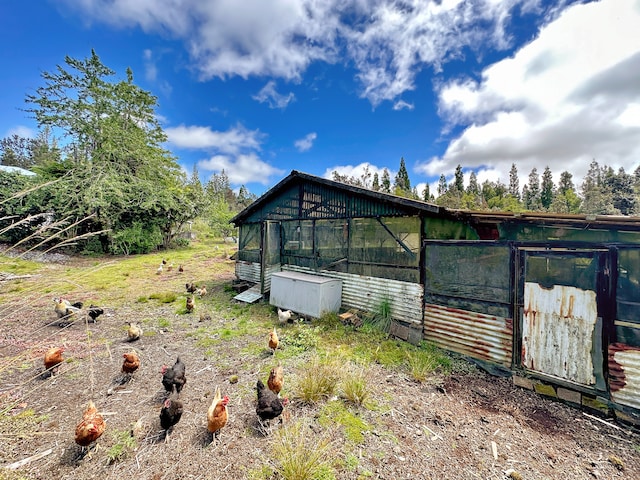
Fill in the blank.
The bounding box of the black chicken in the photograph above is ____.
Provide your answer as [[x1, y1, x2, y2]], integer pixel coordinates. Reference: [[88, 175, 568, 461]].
[[185, 282, 197, 294], [161, 357, 187, 394], [256, 379, 287, 429], [159, 395, 183, 440], [87, 305, 104, 323]]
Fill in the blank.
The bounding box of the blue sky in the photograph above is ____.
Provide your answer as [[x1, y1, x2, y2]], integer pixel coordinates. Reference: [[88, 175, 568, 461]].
[[1, 0, 639, 197]]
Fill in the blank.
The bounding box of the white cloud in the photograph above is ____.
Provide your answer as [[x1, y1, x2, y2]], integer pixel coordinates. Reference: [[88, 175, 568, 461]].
[[294, 132, 317, 152], [143, 48, 157, 82], [165, 124, 263, 154], [419, 0, 640, 191], [393, 100, 414, 111], [5, 125, 35, 138], [166, 123, 284, 185], [62, 0, 535, 106], [198, 153, 284, 185], [253, 81, 295, 109]]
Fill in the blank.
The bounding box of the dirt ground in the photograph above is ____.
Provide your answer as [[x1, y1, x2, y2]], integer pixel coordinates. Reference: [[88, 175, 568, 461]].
[[1, 249, 639, 480]]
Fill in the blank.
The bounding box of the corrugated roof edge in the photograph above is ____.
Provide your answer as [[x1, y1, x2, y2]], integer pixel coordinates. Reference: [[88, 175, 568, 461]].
[[230, 170, 443, 225]]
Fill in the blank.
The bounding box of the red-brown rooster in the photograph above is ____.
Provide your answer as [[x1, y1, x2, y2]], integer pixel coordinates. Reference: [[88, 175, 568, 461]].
[[122, 351, 140, 379], [75, 400, 106, 455], [44, 347, 65, 375], [267, 365, 284, 396], [207, 385, 229, 443]]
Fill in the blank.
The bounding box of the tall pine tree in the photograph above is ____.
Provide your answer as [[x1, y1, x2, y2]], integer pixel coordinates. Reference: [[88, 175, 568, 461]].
[[394, 157, 411, 193]]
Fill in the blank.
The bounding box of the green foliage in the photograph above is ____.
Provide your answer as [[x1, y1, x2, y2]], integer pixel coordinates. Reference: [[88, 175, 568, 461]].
[[318, 401, 371, 444], [110, 222, 163, 255], [6, 50, 197, 254], [106, 429, 137, 464], [271, 420, 337, 480]]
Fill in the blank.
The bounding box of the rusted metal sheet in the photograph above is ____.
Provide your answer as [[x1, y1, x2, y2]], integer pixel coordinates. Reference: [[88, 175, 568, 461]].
[[423, 303, 513, 366], [522, 282, 597, 385], [235, 261, 261, 283], [283, 265, 423, 326], [609, 342, 640, 410]]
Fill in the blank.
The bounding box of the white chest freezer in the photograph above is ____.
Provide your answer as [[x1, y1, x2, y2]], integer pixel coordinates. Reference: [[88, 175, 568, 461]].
[[269, 271, 342, 318]]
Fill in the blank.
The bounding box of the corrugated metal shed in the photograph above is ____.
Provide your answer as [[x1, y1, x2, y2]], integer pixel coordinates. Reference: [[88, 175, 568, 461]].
[[230, 170, 640, 424]]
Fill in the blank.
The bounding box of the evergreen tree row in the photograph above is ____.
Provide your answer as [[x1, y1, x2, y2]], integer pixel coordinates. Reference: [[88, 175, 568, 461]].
[[333, 159, 640, 216]]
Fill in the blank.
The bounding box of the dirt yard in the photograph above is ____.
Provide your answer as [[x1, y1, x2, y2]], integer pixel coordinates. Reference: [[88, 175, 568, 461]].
[[0, 248, 639, 480]]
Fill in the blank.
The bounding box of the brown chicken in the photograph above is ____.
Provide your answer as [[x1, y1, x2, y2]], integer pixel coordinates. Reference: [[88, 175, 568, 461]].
[[207, 385, 229, 442], [75, 400, 106, 450], [186, 295, 195, 313], [122, 352, 140, 375], [196, 285, 207, 297], [44, 347, 65, 374], [267, 365, 284, 396], [268, 327, 279, 355]]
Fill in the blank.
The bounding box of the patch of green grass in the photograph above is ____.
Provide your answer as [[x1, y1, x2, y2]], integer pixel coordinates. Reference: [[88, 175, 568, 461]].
[[405, 342, 451, 382], [0, 409, 49, 437], [106, 428, 137, 464], [0, 256, 42, 275], [318, 401, 371, 444], [247, 465, 273, 480], [294, 355, 342, 404], [271, 419, 338, 480], [157, 317, 171, 329], [352, 336, 407, 369], [135, 296, 149, 303], [148, 292, 177, 303]]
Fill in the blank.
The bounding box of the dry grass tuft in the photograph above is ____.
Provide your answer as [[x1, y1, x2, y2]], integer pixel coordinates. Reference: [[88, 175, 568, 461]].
[[270, 419, 338, 480], [294, 356, 342, 404]]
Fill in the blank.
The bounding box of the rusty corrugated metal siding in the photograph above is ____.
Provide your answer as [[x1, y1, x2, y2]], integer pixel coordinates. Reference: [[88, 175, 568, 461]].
[[522, 282, 597, 385], [235, 261, 261, 284], [423, 303, 513, 366], [609, 343, 640, 410], [283, 265, 423, 326]]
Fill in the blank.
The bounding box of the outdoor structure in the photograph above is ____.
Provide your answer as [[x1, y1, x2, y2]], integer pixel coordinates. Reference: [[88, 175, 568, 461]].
[[231, 170, 640, 425]]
